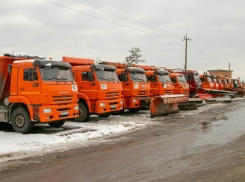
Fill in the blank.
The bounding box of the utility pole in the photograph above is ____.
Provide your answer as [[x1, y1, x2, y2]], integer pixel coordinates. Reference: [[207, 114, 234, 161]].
[[182, 34, 191, 71], [228, 62, 231, 77]]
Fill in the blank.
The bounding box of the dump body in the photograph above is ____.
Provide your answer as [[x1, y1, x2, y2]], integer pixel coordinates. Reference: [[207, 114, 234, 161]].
[[169, 73, 189, 96], [0, 56, 79, 133], [63, 57, 123, 121]]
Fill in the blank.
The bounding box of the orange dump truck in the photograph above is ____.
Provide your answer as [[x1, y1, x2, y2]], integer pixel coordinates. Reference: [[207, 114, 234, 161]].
[[0, 54, 79, 133], [62, 57, 123, 121], [99, 62, 151, 113]]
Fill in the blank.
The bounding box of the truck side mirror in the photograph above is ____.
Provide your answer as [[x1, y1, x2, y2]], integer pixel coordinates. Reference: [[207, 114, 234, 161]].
[[152, 75, 157, 82], [122, 72, 127, 82], [28, 68, 34, 81], [88, 71, 94, 82]]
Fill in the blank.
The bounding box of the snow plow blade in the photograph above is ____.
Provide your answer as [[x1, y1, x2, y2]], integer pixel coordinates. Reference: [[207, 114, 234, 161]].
[[178, 98, 204, 110], [206, 90, 233, 102], [197, 94, 212, 99], [223, 88, 245, 97], [150, 94, 189, 117]]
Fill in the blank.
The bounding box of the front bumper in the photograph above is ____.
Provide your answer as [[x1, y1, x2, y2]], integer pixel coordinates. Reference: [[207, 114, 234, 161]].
[[96, 98, 124, 114], [38, 103, 79, 123], [129, 97, 151, 109]]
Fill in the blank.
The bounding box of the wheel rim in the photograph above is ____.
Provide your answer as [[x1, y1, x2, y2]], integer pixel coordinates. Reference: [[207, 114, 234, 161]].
[[79, 108, 84, 118], [15, 115, 25, 128]]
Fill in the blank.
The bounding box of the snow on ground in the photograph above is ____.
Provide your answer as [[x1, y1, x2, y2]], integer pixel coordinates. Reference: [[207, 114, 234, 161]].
[[0, 112, 154, 157]]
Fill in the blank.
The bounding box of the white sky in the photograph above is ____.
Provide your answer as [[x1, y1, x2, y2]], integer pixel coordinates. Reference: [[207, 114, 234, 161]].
[[1, 0, 244, 80]]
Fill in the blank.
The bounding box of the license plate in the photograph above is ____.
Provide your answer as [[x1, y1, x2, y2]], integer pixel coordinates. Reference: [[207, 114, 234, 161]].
[[61, 112, 69, 115], [141, 85, 145, 87], [111, 105, 117, 109]]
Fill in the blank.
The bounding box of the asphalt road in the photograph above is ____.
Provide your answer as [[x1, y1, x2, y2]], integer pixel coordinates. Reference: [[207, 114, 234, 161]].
[[1, 99, 245, 182]]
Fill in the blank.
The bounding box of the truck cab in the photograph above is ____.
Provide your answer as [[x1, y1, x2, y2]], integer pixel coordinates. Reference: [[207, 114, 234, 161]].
[[169, 73, 189, 96], [216, 77, 223, 90], [175, 70, 202, 97], [0, 55, 79, 133], [199, 73, 215, 90], [226, 77, 234, 88], [116, 67, 151, 112], [63, 57, 123, 122], [219, 76, 229, 89], [145, 70, 173, 96], [211, 76, 219, 90]]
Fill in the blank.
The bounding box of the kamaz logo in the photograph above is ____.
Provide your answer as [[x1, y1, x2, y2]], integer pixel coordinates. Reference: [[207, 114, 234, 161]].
[[63, 96, 66, 100]]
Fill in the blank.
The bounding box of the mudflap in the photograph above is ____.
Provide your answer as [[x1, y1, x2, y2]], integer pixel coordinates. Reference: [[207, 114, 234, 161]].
[[150, 95, 188, 117]]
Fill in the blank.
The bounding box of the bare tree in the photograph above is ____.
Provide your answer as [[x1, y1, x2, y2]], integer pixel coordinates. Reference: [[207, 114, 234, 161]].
[[125, 47, 146, 65]]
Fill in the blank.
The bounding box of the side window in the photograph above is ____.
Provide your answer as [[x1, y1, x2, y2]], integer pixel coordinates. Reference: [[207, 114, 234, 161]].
[[200, 78, 204, 82], [23, 68, 38, 81], [147, 75, 153, 82], [118, 74, 123, 81], [173, 77, 177, 83], [81, 71, 94, 81], [23, 69, 28, 81], [33, 68, 38, 81], [185, 74, 193, 81]]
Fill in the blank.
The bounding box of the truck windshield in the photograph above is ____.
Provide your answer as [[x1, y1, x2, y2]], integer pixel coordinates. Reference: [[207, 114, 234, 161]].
[[207, 77, 213, 82], [39, 66, 74, 82], [194, 73, 201, 82], [129, 72, 147, 82], [177, 75, 187, 83], [213, 78, 218, 83], [95, 70, 119, 82], [157, 74, 171, 83]]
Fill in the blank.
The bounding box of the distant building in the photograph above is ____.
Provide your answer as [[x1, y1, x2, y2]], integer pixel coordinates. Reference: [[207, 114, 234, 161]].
[[207, 69, 233, 78]]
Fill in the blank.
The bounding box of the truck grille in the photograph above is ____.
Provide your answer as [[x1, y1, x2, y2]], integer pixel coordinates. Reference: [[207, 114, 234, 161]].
[[106, 92, 119, 98], [138, 91, 148, 95], [53, 95, 73, 102], [165, 89, 172, 94], [183, 90, 189, 95]]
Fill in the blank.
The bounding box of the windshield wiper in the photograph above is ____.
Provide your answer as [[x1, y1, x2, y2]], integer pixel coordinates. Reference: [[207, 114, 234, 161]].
[[98, 77, 110, 81]]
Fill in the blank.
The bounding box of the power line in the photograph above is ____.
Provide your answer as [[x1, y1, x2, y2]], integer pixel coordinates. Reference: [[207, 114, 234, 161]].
[[188, 43, 224, 66], [44, 0, 181, 40], [190, 41, 223, 64], [75, 0, 183, 38]]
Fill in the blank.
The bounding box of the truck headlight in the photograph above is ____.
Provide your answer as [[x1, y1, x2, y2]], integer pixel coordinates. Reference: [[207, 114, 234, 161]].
[[43, 108, 51, 113], [72, 85, 77, 91], [75, 106, 79, 110], [133, 99, 137, 103], [120, 101, 123, 104], [100, 103, 105, 107]]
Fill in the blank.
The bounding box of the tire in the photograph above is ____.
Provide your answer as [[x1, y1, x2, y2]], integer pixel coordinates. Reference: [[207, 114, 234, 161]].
[[11, 108, 34, 134], [99, 113, 110, 118], [129, 108, 140, 113], [48, 120, 65, 127], [76, 102, 90, 122]]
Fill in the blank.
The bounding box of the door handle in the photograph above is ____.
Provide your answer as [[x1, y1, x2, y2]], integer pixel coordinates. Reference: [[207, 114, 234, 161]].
[[21, 88, 25, 90], [90, 83, 96, 86], [32, 83, 39, 87], [124, 83, 129, 85]]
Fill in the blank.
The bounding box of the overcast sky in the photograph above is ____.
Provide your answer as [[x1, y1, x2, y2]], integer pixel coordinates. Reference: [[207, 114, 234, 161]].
[[1, 0, 245, 80]]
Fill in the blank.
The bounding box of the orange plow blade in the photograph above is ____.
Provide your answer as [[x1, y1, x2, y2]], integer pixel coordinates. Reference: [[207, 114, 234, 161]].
[[150, 94, 189, 117]]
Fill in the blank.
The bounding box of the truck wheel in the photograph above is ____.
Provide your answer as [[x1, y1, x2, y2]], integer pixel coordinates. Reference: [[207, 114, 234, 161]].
[[11, 108, 34, 134], [99, 113, 110, 118], [48, 120, 65, 127], [76, 102, 90, 122], [129, 108, 140, 113]]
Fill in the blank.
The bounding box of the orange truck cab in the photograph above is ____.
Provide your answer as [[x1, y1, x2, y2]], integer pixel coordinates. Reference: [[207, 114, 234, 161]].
[[199, 73, 215, 90], [145, 70, 173, 96], [169, 73, 189, 96], [116, 67, 151, 112], [215, 76, 224, 90], [219, 75, 229, 89], [226, 77, 234, 88], [211, 76, 219, 90], [63, 57, 123, 121], [0, 54, 79, 133]]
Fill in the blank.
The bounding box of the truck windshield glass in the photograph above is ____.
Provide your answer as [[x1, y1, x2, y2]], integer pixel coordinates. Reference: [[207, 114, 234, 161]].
[[129, 72, 147, 82], [207, 77, 213, 82], [213, 78, 218, 83], [194, 73, 201, 82], [39, 66, 74, 82], [157, 74, 171, 82], [95, 70, 119, 82], [177, 75, 187, 83]]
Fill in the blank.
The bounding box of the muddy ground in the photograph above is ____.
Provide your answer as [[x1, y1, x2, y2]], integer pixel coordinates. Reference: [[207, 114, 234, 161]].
[[0, 99, 245, 182]]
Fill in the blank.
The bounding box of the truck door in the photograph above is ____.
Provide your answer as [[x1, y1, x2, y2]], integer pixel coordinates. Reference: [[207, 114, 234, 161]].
[[79, 70, 97, 100], [19, 67, 41, 105]]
